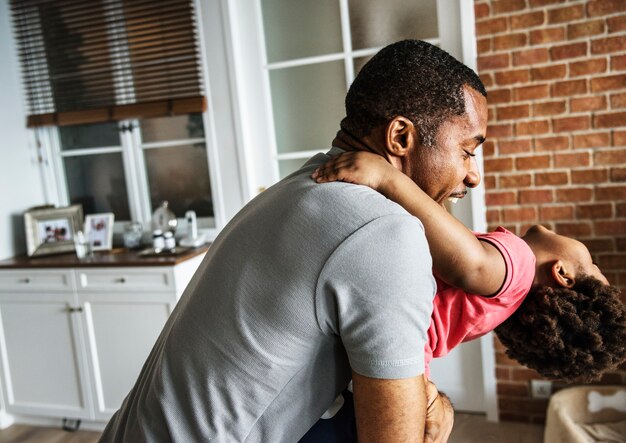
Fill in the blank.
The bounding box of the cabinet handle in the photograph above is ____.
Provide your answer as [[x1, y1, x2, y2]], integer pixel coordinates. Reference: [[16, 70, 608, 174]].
[[116, 277, 126, 284], [21, 278, 31, 284], [67, 306, 84, 313]]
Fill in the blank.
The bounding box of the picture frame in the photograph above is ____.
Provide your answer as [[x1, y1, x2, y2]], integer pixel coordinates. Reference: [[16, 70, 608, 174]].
[[24, 205, 83, 257], [84, 213, 114, 251]]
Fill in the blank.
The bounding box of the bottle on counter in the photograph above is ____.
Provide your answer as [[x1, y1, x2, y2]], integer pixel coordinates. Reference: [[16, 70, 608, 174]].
[[164, 231, 176, 251], [152, 229, 165, 251]]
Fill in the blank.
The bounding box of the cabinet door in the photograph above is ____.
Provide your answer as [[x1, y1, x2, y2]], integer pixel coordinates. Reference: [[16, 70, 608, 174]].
[[0, 292, 93, 419], [80, 291, 175, 420]]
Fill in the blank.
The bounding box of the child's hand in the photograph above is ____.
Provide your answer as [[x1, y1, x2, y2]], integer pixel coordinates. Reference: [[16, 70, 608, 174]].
[[311, 151, 397, 193]]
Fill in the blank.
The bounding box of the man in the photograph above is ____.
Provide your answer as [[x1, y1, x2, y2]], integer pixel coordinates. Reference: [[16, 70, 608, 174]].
[[100, 39, 487, 442]]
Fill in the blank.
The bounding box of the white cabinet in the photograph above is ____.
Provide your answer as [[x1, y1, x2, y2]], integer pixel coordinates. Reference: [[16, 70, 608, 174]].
[[0, 252, 205, 423]]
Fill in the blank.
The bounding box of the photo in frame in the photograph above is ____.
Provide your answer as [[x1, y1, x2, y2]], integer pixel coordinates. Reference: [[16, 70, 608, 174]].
[[24, 205, 83, 257], [84, 213, 114, 251]]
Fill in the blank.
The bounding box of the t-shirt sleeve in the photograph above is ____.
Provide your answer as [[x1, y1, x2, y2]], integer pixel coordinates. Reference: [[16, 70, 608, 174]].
[[315, 214, 436, 379]]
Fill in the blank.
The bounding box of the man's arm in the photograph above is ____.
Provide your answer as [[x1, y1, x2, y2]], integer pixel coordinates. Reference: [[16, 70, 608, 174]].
[[352, 371, 426, 442]]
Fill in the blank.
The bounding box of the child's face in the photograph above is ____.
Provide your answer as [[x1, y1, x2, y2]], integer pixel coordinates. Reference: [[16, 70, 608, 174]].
[[522, 225, 609, 285]]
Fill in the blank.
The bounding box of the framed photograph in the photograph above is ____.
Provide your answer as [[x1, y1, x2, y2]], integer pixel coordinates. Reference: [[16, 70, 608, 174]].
[[84, 213, 114, 251], [24, 205, 83, 257]]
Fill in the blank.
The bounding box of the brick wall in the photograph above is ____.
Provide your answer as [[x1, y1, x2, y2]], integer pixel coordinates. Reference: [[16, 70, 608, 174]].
[[474, 0, 626, 424]]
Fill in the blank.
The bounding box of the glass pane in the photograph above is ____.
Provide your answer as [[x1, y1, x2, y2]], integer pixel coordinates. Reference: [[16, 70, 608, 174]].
[[349, 0, 439, 50], [270, 61, 346, 154], [278, 158, 309, 179], [262, 0, 342, 63], [140, 113, 205, 143], [144, 144, 215, 227], [59, 122, 120, 151], [64, 153, 131, 220]]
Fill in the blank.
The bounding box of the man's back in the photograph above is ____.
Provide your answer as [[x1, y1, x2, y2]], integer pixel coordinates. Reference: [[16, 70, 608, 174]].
[[100, 150, 435, 442]]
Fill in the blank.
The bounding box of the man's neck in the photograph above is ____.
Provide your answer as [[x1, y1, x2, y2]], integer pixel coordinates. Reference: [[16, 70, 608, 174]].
[[331, 128, 382, 155]]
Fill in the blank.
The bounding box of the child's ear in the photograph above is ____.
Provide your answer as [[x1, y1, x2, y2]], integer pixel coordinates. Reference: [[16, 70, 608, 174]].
[[385, 116, 416, 158], [551, 260, 575, 288]]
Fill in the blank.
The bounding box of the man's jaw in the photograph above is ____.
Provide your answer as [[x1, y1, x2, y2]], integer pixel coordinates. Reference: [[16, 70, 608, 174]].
[[446, 190, 468, 204]]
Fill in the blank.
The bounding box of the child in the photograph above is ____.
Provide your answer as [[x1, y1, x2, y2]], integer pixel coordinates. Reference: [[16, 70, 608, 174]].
[[302, 151, 626, 441]]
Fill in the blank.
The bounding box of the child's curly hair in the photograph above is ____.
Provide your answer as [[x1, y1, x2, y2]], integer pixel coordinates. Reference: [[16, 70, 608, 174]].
[[495, 275, 626, 383]]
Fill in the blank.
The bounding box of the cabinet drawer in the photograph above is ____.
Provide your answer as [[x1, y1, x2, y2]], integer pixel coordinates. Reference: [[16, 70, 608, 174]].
[[76, 268, 174, 293], [0, 270, 72, 292]]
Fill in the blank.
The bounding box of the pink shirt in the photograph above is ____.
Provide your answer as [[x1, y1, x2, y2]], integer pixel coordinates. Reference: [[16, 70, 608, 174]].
[[424, 227, 536, 372]]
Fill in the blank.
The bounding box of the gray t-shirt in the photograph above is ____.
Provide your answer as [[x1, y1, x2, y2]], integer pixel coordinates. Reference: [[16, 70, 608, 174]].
[[100, 149, 436, 442]]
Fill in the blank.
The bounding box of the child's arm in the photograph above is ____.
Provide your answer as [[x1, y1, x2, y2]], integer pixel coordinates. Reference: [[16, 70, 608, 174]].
[[312, 151, 506, 296]]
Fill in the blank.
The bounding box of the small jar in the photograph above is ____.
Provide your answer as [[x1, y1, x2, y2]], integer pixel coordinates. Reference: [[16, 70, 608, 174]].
[[123, 222, 143, 250], [152, 229, 165, 250], [164, 231, 176, 251]]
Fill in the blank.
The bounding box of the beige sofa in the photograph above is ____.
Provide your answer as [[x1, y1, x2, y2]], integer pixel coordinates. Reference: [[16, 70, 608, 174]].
[[544, 385, 626, 443]]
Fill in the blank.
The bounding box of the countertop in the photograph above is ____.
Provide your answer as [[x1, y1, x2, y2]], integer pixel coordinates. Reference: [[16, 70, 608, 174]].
[[0, 245, 210, 269]]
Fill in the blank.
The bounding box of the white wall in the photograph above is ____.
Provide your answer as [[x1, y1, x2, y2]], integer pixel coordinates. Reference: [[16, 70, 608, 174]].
[[0, 0, 46, 260]]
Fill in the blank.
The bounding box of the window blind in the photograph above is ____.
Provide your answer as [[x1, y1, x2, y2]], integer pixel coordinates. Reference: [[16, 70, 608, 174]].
[[11, 0, 206, 127]]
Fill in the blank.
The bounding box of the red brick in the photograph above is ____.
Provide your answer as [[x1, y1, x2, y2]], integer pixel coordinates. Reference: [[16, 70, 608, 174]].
[[495, 69, 530, 85], [492, 0, 527, 14], [485, 174, 497, 188], [595, 149, 626, 165], [592, 36, 626, 55], [513, 48, 549, 66], [531, 64, 566, 81], [477, 17, 509, 36], [548, 4, 584, 24], [483, 140, 496, 157], [481, 73, 495, 87], [599, 254, 626, 270], [503, 207, 538, 222], [488, 88, 512, 104], [607, 15, 626, 33], [516, 154, 551, 169], [477, 38, 492, 54], [612, 167, 626, 181], [497, 382, 530, 397], [510, 367, 544, 381], [498, 104, 530, 120], [570, 96, 607, 112], [552, 79, 588, 97], [596, 185, 626, 201], [568, 20, 606, 39], [487, 191, 517, 205], [533, 100, 566, 116], [536, 171, 569, 186], [555, 152, 590, 167], [520, 189, 553, 204], [556, 222, 593, 236], [496, 365, 511, 381], [488, 106, 496, 123], [594, 112, 626, 128], [591, 74, 626, 92], [577, 203, 613, 219], [540, 205, 574, 220], [557, 187, 593, 202], [550, 42, 588, 61], [514, 84, 550, 100], [516, 120, 550, 136], [475, 2, 490, 19], [615, 130, 626, 146], [569, 58, 608, 77], [494, 33, 528, 50], [488, 123, 514, 138], [612, 55, 626, 71], [535, 135, 570, 151], [511, 11, 545, 30], [573, 132, 610, 148], [571, 168, 609, 183], [501, 173, 532, 188], [553, 116, 590, 133], [478, 54, 510, 71], [587, 0, 626, 17], [487, 208, 501, 223], [583, 238, 615, 253], [500, 139, 532, 154], [530, 28, 566, 45], [611, 92, 626, 108], [594, 220, 626, 235], [529, 0, 565, 6], [485, 157, 514, 172]]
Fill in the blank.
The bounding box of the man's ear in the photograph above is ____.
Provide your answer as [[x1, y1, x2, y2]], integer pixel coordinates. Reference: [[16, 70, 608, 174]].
[[385, 116, 417, 158], [551, 260, 575, 288]]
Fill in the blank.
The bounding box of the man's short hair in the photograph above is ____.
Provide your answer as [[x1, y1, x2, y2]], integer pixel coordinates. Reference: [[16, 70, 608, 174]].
[[341, 39, 486, 146], [495, 276, 626, 383]]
